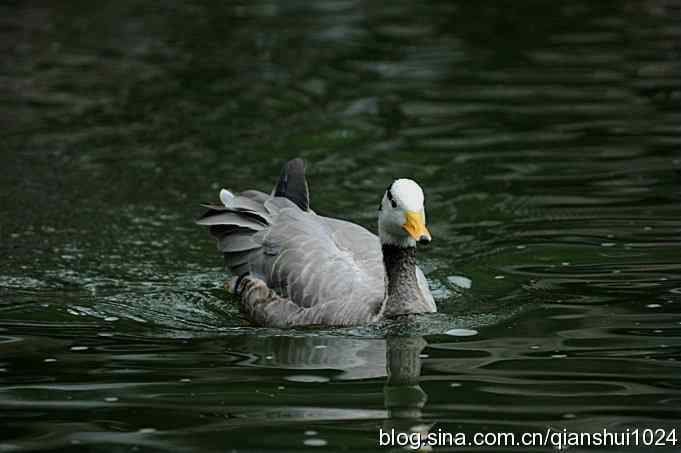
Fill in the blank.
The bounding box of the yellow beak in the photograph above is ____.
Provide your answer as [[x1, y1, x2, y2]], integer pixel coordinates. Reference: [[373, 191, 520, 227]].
[[402, 211, 431, 242]]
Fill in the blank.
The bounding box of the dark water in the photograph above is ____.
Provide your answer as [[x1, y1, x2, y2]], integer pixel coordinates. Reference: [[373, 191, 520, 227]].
[[2, 1, 681, 451]]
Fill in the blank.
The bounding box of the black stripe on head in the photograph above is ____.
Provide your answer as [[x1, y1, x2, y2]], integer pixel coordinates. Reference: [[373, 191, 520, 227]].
[[386, 182, 397, 208]]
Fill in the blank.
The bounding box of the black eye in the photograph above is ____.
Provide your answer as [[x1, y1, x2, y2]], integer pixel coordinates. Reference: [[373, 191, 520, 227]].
[[390, 199, 397, 209]]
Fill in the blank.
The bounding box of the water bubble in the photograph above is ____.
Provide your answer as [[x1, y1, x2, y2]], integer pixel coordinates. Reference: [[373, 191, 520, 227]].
[[447, 275, 472, 289], [304, 430, 318, 436], [180, 378, 191, 383], [104, 316, 119, 322], [646, 304, 662, 308], [494, 275, 505, 280], [70, 346, 88, 351], [138, 428, 156, 434], [303, 438, 327, 447], [284, 375, 330, 383], [44, 358, 57, 363], [445, 329, 478, 337], [104, 397, 118, 402]]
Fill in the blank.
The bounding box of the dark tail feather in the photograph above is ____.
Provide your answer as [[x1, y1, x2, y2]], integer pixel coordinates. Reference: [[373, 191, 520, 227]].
[[273, 158, 309, 211]]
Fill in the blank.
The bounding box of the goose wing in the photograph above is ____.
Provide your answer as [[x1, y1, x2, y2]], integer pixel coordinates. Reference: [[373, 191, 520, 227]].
[[255, 197, 385, 310]]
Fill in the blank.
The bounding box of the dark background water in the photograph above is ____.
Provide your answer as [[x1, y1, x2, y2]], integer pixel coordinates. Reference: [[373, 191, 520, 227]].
[[2, 1, 681, 451]]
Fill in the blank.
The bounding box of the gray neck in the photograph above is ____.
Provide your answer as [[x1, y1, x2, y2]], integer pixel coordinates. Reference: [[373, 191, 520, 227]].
[[381, 244, 424, 317]]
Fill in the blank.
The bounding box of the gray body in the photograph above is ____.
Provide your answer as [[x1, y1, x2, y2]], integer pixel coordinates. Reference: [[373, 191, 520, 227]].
[[197, 160, 436, 327]]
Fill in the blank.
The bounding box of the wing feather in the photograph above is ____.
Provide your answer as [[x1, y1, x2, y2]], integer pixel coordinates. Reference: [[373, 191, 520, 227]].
[[247, 199, 385, 311], [196, 211, 266, 230]]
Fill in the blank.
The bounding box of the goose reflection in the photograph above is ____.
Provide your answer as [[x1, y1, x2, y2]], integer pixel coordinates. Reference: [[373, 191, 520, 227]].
[[231, 333, 431, 440], [383, 335, 429, 423]]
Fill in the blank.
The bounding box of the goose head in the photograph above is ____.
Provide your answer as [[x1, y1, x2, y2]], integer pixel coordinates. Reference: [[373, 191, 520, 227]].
[[378, 179, 431, 248]]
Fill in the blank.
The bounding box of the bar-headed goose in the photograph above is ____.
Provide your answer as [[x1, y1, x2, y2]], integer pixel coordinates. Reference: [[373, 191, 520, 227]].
[[197, 158, 436, 327]]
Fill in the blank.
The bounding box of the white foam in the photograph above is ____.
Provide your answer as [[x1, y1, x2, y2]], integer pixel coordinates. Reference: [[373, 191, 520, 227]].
[[445, 328, 478, 337], [447, 276, 472, 289]]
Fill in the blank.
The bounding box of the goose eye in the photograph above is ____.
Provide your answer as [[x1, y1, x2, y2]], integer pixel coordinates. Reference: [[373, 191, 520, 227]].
[[390, 199, 397, 209]]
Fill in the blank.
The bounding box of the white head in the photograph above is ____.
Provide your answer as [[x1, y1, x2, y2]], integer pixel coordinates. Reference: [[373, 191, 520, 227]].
[[378, 178, 431, 248]]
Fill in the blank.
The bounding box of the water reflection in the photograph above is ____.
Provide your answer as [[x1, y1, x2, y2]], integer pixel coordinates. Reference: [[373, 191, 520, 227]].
[[382, 336, 431, 440], [231, 333, 432, 436]]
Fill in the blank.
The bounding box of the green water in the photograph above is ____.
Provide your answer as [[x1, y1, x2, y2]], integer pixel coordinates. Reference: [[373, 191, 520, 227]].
[[2, 1, 681, 451]]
